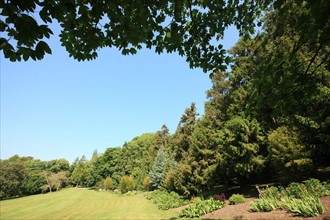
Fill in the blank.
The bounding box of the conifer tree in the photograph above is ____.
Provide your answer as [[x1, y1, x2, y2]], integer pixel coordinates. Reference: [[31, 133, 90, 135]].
[[173, 102, 199, 160], [149, 146, 167, 189]]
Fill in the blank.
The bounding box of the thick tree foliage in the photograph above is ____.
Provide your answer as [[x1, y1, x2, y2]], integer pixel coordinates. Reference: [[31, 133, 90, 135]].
[[1, 1, 327, 72], [0, 155, 70, 199], [149, 146, 167, 189], [0, 0, 270, 71], [0, 1, 299, 72]]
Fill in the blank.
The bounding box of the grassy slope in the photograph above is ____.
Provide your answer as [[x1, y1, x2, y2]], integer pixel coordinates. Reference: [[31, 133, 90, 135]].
[[0, 188, 179, 219]]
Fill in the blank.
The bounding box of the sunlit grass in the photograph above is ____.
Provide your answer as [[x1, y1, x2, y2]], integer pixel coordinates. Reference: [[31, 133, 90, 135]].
[[0, 188, 179, 219]]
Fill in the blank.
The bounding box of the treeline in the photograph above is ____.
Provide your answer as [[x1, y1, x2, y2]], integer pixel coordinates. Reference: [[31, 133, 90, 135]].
[[1, 1, 329, 199], [0, 156, 71, 198]]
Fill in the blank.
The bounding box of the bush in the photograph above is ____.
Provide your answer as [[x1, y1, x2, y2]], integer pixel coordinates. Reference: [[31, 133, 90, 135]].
[[281, 195, 324, 217], [145, 190, 189, 210], [119, 176, 135, 194], [284, 182, 308, 199], [250, 186, 282, 212], [229, 194, 245, 205], [250, 196, 280, 212], [94, 181, 104, 191], [303, 178, 330, 197], [180, 198, 225, 218], [250, 178, 327, 217], [285, 179, 330, 199], [104, 177, 113, 190]]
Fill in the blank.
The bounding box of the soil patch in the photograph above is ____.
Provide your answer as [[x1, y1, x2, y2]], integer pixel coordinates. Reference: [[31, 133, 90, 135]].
[[201, 196, 330, 220], [173, 196, 330, 220]]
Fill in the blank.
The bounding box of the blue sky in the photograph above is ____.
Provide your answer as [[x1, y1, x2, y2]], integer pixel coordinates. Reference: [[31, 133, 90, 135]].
[[1, 23, 239, 163]]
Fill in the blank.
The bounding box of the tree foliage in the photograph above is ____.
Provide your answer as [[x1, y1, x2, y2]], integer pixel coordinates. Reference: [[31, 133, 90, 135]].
[[218, 116, 265, 183], [2, 1, 327, 73], [1, 0, 270, 72], [149, 146, 167, 190], [268, 127, 313, 182]]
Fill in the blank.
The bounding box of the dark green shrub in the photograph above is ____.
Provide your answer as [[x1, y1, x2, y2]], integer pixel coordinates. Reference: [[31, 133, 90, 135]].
[[229, 194, 245, 205], [145, 190, 189, 210]]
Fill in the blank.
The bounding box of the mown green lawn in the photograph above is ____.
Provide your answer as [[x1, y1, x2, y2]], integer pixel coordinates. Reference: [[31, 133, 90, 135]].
[[0, 188, 179, 219]]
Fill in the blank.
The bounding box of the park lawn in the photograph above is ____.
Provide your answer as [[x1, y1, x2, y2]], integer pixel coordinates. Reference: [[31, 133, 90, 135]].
[[0, 188, 179, 219]]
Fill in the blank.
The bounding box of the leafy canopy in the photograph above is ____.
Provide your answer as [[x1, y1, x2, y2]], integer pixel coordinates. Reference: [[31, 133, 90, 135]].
[[0, 0, 271, 72]]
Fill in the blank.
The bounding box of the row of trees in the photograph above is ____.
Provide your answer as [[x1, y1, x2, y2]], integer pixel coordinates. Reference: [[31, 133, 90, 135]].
[[1, 0, 329, 199], [0, 156, 70, 199]]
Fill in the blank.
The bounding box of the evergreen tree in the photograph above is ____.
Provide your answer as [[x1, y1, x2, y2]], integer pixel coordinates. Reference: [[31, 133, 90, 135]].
[[268, 126, 313, 182], [149, 146, 167, 189], [218, 116, 266, 184], [173, 102, 199, 160]]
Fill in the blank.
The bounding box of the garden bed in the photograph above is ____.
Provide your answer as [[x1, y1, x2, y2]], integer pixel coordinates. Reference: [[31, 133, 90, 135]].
[[202, 196, 330, 220]]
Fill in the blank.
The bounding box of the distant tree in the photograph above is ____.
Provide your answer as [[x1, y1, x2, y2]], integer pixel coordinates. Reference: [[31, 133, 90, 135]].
[[70, 157, 87, 187], [116, 133, 159, 189], [156, 124, 170, 148], [40, 171, 68, 192], [51, 172, 69, 191], [173, 102, 199, 160], [91, 149, 99, 162], [149, 146, 167, 189], [50, 159, 70, 173], [0, 156, 27, 199], [70, 157, 80, 173], [39, 171, 53, 192], [22, 159, 46, 195], [95, 147, 122, 184]]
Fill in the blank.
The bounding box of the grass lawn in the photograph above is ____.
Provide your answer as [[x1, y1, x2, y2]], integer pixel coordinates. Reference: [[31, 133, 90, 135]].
[[0, 188, 179, 219]]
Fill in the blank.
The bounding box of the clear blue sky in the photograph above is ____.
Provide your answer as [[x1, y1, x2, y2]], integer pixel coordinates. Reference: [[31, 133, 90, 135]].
[[1, 23, 239, 163]]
